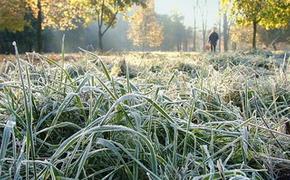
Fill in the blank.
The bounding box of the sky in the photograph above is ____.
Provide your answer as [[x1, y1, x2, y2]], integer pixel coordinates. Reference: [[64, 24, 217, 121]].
[[155, 0, 220, 28]]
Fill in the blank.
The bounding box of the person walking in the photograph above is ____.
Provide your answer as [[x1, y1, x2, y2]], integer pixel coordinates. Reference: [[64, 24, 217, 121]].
[[208, 28, 219, 52]]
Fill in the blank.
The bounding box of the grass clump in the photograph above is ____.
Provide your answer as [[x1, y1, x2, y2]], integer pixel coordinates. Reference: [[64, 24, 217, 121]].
[[111, 59, 138, 78]]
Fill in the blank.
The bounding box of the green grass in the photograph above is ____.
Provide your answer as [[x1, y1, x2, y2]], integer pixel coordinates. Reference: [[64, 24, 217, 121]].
[[0, 49, 290, 179]]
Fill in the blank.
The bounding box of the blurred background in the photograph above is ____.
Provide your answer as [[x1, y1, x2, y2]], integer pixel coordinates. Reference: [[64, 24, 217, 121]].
[[0, 0, 289, 53]]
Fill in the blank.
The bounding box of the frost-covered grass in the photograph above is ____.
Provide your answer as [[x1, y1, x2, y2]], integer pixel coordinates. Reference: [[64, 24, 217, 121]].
[[0, 50, 290, 179]]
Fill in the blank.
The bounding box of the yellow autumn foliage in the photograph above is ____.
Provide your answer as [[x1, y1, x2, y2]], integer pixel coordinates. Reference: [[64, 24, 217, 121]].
[[222, 0, 290, 29], [128, 0, 164, 48], [0, 0, 27, 31], [26, 0, 80, 30]]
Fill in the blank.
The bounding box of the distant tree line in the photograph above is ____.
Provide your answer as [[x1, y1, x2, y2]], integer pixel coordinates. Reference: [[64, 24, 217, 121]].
[[0, 0, 195, 54], [0, 0, 146, 53]]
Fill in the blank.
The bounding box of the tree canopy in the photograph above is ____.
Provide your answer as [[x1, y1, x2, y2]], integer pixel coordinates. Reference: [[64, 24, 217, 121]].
[[26, 0, 80, 30], [0, 0, 27, 32]]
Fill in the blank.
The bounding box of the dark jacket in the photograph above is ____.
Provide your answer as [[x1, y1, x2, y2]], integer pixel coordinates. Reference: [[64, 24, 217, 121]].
[[208, 32, 219, 45]]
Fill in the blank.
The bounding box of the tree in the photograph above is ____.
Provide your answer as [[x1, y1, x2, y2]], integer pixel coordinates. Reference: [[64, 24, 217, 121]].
[[0, 0, 79, 52], [72, 0, 145, 51], [27, 0, 80, 52], [161, 14, 193, 51], [192, 0, 199, 51], [223, 13, 229, 52], [0, 0, 27, 32], [219, 1, 232, 52], [230, 25, 257, 50], [36, 0, 42, 52], [26, 0, 43, 52], [183, 27, 193, 51], [218, 16, 222, 51], [200, 0, 207, 51], [171, 14, 186, 51], [222, 0, 290, 50], [127, 0, 163, 50], [157, 13, 187, 51]]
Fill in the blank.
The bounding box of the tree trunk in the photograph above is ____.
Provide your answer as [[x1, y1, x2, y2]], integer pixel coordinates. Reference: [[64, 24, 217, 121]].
[[177, 42, 181, 51], [218, 18, 222, 52], [201, 0, 207, 52], [36, 0, 42, 53], [193, 27, 196, 51], [223, 13, 229, 52], [98, 29, 103, 51], [218, 13, 221, 52], [252, 21, 257, 50], [184, 39, 188, 51], [193, 2, 197, 51], [202, 30, 206, 51]]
